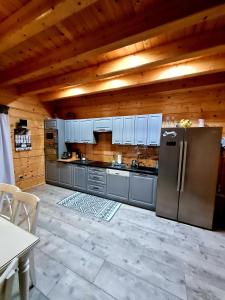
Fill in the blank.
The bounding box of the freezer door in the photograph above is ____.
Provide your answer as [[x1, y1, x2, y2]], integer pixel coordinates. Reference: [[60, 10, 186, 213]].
[[178, 127, 222, 229], [156, 128, 184, 220]]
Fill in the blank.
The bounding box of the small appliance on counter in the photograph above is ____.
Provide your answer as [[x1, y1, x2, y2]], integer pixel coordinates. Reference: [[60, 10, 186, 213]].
[[114, 152, 123, 165], [61, 152, 72, 159], [131, 160, 139, 168], [81, 154, 87, 161]]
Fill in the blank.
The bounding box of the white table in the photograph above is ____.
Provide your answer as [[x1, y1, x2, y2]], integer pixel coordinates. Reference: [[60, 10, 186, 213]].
[[0, 217, 39, 300]]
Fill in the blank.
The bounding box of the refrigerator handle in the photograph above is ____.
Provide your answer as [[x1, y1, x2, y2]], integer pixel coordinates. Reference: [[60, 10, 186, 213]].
[[180, 141, 188, 192], [177, 141, 184, 191]]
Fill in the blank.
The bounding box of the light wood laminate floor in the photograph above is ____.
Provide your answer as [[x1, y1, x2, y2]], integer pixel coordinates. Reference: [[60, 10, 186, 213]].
[[11, 184, 225, 300]]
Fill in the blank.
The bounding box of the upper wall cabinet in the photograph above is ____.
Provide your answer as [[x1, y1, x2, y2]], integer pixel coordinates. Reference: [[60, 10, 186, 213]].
[[80, 119, 96, 144], [112, 117, 123, 145], [94, 117, 112, 132], [63, 113, 162, 145], [147, 114, 162, 146], [71, 120, 80, 143], [65, 120, 73, 143], [135, 115, 148, 145], [123, 116, 135, 145]]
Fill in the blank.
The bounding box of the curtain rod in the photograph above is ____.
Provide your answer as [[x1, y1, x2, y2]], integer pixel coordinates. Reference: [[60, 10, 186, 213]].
[[0, 105, 9, 114]]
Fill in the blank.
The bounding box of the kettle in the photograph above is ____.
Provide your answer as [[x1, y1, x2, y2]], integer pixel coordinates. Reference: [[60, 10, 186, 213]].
[[131, 160, 139, 168]]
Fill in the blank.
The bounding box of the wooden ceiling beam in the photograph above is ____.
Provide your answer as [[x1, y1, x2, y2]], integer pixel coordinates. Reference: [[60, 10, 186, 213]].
[[38, 54, 225, 101], [0, 87, 19, 104], [1, 0, 225, 85], [18, 27, 225, 94], [55, 72, 225, 107], [0, 0, 97, 54]]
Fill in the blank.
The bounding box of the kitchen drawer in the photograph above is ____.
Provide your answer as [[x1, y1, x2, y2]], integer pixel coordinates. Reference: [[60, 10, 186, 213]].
[[88, 167, 106, 175], [88, 173, 106, 184], [88, 182, 106, 195]]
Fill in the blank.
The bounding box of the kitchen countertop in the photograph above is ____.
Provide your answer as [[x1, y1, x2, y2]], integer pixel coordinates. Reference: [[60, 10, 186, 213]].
[[58, 159, 158, 175]]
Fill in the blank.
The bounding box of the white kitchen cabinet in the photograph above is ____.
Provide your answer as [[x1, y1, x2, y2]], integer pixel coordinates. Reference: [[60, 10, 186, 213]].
[[147, 113, 162, 146], [112, 117, 124, 144], [134, 115, 148, 145], [79, 119, 96, 144], [122, 116, 135, 145]]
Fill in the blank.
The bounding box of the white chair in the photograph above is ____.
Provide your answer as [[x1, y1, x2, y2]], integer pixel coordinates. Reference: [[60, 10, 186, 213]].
[[0, 183, 21, 220], [0, 258, 18, 300], [11, 192, 40, 286]]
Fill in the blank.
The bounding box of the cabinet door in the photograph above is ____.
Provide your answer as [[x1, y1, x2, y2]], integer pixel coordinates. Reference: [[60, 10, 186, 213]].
[[122, 116, 135, 145], [65, 120, 72, 143], [129, 173, 157, 209], [71, 120, 80, 143], [135, 115, 148, 145], [59, 163, 73, 187], [73, 165, 87, 191], [80, 119, 95, 144], [112, 117, 123, 144], [94, 118, 112, 132], [46, 161, 59, 183], [147, 114, 162, 146]]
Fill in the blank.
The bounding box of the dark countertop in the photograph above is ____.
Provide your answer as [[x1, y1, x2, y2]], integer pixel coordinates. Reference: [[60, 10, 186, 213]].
[[69, 160, 158, 175]]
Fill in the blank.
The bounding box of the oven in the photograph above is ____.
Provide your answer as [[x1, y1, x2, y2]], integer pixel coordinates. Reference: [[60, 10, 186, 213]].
[[44, 129, 58, 161]]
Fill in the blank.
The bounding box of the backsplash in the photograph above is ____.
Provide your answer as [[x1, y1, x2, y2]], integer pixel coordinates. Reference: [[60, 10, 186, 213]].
[[69, 132, 159, 167]]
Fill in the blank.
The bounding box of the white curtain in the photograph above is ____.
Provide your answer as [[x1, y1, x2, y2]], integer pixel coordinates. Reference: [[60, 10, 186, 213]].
[[0, 113, 15, 184]]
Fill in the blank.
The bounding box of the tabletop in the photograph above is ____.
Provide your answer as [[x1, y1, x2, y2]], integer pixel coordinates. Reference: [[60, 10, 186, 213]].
[[0, 216, 39, 271]]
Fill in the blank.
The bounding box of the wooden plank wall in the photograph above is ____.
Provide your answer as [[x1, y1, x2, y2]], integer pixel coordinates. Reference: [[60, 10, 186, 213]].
[[54, 83, 225, 165], [7, 96, 50, 189]]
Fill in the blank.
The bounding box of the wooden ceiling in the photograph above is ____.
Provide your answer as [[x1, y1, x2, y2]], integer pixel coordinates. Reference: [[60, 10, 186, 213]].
[[0, 0, 225, 102]]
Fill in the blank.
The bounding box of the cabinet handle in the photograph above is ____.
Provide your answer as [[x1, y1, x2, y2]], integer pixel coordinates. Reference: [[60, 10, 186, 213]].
[[92, 186, 99, 190], [136, 173, 148, 177]]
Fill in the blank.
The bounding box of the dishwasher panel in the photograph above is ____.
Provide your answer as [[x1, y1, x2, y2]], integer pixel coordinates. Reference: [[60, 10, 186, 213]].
[[106, 169, 130, 202]]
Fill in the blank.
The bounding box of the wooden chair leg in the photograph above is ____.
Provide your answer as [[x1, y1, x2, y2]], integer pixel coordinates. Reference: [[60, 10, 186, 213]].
[[4, 275, 15, 300], [29, 251, 36, 287]]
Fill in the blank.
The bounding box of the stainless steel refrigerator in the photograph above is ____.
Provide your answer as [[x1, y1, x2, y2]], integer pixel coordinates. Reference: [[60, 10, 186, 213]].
[[156, 127, 222, 229]]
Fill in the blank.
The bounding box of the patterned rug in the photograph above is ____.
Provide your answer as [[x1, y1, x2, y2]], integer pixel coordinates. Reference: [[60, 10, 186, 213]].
[[57, 192, 121, 221]]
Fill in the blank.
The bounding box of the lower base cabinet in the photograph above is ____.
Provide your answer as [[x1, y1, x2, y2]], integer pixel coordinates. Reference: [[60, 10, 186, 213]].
[[73, 165, 87, 191], [129, 173, 157, 209], [59, 163, 73, 188], [46, 162, 157, 210], [46, 161, 59, 184]]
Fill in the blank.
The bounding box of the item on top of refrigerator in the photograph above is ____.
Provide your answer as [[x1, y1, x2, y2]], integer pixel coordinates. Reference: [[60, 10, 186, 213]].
[[179, 119, 192, 128], [165, 116, 170, 127], [198, 119, 205, 127]]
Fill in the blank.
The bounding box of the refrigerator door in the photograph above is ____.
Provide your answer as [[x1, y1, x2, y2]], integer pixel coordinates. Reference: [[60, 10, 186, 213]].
[[156, 128, 184, 220], [178, 127, 222, 229]]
